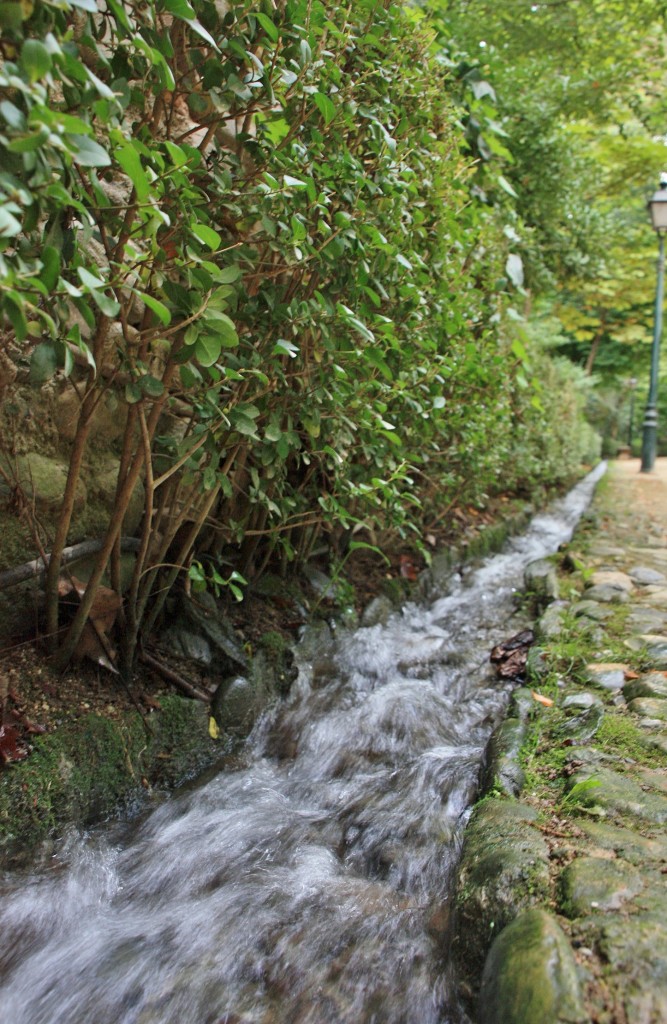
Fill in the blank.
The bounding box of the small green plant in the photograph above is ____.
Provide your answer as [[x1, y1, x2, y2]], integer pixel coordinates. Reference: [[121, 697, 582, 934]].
[[562, 777, 602, 807], [188, 561, 247, 602]]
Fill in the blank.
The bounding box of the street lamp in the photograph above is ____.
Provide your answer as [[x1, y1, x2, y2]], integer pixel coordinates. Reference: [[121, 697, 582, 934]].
[[627, 377, 637, 449], [641, 174, 667, 472]]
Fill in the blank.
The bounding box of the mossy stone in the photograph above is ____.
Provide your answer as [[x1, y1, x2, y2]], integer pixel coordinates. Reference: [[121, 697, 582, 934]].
[[577, 819, 667, 865], [566, 765, 667, 825], [0, 695, 216, 865], [455, 799, 550, 982], [623, 672, 667, 701], [10, 452, 87, 513], [478, 909, 587, 1024], [560, 856, 642, 917], [524, 558, 559, 611], [483, 718, 527, 797], [628, 698, 667, 722]]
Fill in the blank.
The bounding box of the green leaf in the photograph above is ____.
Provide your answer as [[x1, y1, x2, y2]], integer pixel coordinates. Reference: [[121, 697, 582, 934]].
[[218, 264, 242, 284], [139, 374, 165, 398], [191, 222, 221, 250], [164, 0, 195, 18], [180, 364, 202, 388], [6, 127, 49, 153], [194, 334, 222, 366], [125, 382, 142, 404], [115, 141, 150, 200], [90, 289, 121, 317], [184, 17, 219, 49], [67, 134, 111, 168], [283, 174, 308, 189], [39, 246, 60, 291], [313, 91, 336, 125], [230, 410, 259, 437], [273, 338, 299, 358], [84, 67, 115, 100], [4, 293, 28, 340], [138, 292, 172, 326], [20, 39, 52, 82], [78, 267, 106, 290], [0, 208, 21, 237], [29, 342, 58, 384], [0, 3, 27, 30], [511, 337, 528, 362], [255, 12, 279, 41], [264, 421, 282, 442], [0, 100, 25, 130], [497, 174, 519, 199], [203, 311, 238, 347]]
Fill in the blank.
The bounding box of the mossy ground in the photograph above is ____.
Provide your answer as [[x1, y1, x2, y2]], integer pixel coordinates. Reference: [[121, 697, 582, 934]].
[[0, 694, 217, 865]]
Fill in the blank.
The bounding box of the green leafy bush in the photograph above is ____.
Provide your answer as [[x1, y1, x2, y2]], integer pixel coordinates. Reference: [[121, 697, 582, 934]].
[[0, 0, 596, 669]]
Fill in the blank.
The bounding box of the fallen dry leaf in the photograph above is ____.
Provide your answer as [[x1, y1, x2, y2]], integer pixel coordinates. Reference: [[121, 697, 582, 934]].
[[531, 690, 554, 707]]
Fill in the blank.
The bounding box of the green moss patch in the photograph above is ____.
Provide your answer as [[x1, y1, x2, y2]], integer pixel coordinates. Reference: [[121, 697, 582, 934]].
[[0, 695, 218, 865]]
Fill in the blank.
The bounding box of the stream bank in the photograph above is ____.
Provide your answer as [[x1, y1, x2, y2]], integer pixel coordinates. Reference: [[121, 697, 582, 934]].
[[0, 488, 537, 866], [457, 458, 667, 1024]]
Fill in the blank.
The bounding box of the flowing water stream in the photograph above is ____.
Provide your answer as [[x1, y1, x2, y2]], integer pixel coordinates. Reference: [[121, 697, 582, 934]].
[[0, 465, 605, 1024]]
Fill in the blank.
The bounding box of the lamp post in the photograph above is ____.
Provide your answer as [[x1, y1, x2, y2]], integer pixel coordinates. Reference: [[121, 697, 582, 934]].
[[627, 377, 637, 449], [641, 175, 667, 472]]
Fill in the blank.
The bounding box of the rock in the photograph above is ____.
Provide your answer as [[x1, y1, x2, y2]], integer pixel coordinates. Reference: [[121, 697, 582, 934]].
[[478, 909, 587, 1024], [625, 608, 667, 632], [428, 548, 461, 590], [640, 637, 667, 671], [560, 856, 642, 916], [361, 594, 395, 628], [483, 719, 527, 797], [571, 599, 613, 622], [587, 542, 625, 557], [53, 383, 128, 442], [509, 687, 539, 721], [576, 820, 667, 865], [302, 565, 337, 600], [595, 912, 667, 1024], [178, 591, 249, 674], [584, 584, 629, 604], [629, 565, 667, 586], [524, 559, 559, 610], [211, 675, 261, 734], [566, 765, 667, 825], [526, 647, 549, 684], [6, 452, 87, 515], [628, 698, 667, 722], [587, 569, 634, 593], [88, 456, 145, 534], [584, 662, 627, 691], [161, 628, 213, 667], [561, 692, 601, 710], [623, 672, 667, 701], [534, 601, 569, 640], [557, 703, 604, 743], [296, 620, 335, 665], [0, 348, 16, 391], [637, 586, 667, 607], [455, 800, 550, 982]]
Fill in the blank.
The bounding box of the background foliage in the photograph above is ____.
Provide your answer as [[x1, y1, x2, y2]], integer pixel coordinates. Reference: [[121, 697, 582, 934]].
[[0, 0, 607, 668]]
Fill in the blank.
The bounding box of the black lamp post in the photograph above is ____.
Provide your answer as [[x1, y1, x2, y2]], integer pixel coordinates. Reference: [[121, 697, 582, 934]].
[[641, 175, 667, 472], [627, 377, 637, 449]]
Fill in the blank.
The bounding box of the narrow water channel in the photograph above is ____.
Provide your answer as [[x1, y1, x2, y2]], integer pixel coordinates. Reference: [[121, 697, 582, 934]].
[[0, 466, 605, 1024]]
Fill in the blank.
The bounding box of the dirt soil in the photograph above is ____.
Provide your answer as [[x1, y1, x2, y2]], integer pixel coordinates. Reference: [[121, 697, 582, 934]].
[[598, 456, 667, 545]]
